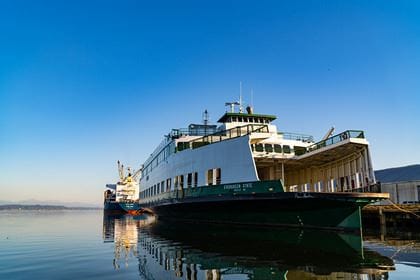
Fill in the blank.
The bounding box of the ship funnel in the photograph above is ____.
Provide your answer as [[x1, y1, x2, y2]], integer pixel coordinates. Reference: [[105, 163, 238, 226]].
[[246, 106, 253, 114]]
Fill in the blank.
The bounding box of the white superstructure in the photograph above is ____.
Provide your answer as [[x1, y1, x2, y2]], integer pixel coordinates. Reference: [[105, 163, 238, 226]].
[[115, 161, 141, 202], [138, 103, 376, 202]]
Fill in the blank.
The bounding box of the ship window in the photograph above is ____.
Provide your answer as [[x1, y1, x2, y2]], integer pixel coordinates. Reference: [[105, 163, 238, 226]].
[[166, 178, 171, 191], [232, 116, 237, 122], [194, 172, 198, 187], [283, 145, 291, 154], [264, 144, 273, 153], [154, 185, 157, 196], [215, 168, 221, 185], [187, 173, 192, 188], [177, 142, 189, 152], [174, 176, 178, 190], [161, 181, 165, 193], [294, 146, 306, 156], [255, 144, 264, 152], [157, 183, 160, 194], [274, 144, 282, 153], [179, 175, 184, 189], [207, 169, 213, 185]]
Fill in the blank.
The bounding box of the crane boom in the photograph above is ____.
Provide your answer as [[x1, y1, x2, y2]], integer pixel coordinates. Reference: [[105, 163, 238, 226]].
[[322, 126, 335, 141], [117, 160, 124, 181]]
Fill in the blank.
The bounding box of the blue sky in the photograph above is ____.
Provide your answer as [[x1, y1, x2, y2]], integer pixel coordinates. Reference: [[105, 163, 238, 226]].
[[1, 1, 419, 204]]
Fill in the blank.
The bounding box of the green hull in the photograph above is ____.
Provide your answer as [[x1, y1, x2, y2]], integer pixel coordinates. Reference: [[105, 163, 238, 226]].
[[141, 180, 388, 232]]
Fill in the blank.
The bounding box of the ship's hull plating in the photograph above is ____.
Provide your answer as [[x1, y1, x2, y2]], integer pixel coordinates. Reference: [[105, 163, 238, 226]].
[[119, 201, 142, 215], [103, 201, 125, 214], [141, 180, 389, 232]]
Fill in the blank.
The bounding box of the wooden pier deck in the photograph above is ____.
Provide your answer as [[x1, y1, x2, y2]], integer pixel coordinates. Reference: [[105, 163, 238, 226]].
[[362, 204, 420, 230]]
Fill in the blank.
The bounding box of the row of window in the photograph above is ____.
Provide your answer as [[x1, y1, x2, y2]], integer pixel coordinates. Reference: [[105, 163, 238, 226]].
[[251, 144, 307, 156], [228, 116, 271, 124], [251, 143, 291, 153], [141, 168, 222, 199], [143, 142, 176, 177]]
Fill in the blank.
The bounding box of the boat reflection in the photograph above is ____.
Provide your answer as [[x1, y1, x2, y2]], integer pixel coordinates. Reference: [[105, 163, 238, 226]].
[[103, 213, 395, 279]]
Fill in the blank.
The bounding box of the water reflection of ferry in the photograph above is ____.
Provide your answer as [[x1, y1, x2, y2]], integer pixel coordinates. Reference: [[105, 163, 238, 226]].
[[103, 214, 395, 279], [102, 213, 155, 270]]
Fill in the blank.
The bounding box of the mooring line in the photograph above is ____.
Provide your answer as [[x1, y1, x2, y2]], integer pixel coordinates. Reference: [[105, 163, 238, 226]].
[[386, 199, 420, 219]]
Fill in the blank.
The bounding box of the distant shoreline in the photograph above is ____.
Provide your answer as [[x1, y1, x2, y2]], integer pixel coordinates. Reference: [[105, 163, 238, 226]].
[[0, 204, 102, 210]]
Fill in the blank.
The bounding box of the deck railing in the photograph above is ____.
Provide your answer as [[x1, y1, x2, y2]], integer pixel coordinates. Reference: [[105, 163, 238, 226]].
[[279, 132, 314, 142], [306, 130, 365, 154]]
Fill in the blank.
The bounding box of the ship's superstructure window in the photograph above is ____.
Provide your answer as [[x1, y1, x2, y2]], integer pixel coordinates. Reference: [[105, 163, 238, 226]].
[[179, 175, 184, 189], [174, 176, 179, 190], [294, 146, 306, 156], [194, 172, 198, 187], [207, 169, 213, 186], [274, 144, 282, 153], [166, 178, 171, 191], [255, 144, 264, 152], [187, 173, 192, 188], [161, 181, 165, 193], [264, 144, 273, 153], [215, 168, 221, 185], [283, 145, 291, 154]]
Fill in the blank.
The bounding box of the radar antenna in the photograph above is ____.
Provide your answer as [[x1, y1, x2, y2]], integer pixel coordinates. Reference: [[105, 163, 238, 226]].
[[202, 109, 210, 135], [239, 81, 243, 113], [202, 109, 209, 126], [225, 102, 240, 113]]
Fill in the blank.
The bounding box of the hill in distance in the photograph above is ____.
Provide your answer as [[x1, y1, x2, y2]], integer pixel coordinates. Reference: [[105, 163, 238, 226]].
[[375, 164, 420, 183]]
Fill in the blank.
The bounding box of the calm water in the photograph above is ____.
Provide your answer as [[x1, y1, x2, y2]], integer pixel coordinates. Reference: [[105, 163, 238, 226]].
[[0, 210, 419, 279]]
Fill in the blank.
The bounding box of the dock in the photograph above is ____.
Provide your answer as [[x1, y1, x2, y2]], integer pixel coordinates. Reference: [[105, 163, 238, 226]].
[[362, 204, 420, 234]]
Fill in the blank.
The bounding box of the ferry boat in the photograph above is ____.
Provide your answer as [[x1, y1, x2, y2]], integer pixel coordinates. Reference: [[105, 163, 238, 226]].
[[136, 102, 389, 232], [104, 161, 142, 214]]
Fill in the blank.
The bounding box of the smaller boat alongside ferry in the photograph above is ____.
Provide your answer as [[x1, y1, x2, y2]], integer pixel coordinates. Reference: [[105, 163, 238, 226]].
[[104, 161, 142, 214], [103, 184, 124, 213]]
